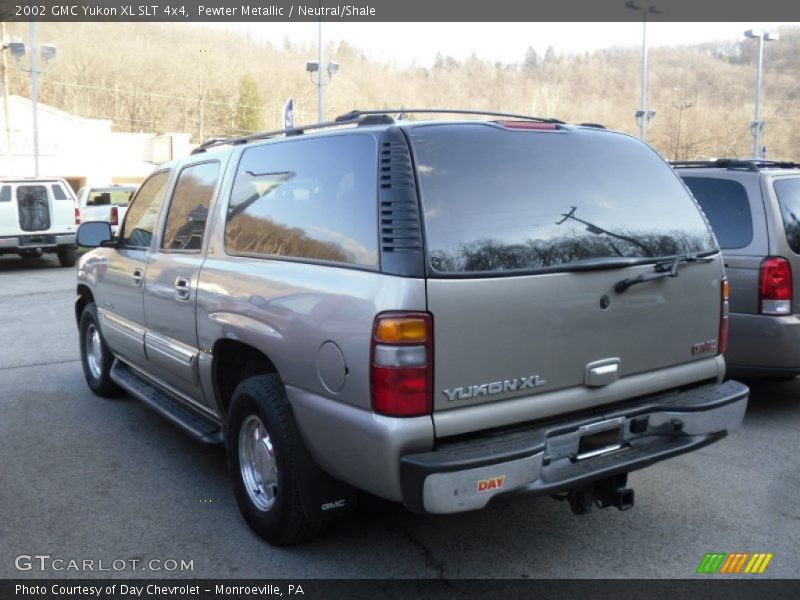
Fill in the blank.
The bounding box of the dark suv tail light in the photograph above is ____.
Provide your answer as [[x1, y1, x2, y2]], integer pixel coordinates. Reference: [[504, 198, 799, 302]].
[[370, 312, 433, 417], [759, 257, 792, 315], [110, 206, 119, 226], [719, 277, 729, 355]]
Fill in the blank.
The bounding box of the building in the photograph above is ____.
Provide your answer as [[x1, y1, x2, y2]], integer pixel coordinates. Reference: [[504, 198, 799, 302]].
[[0, 95, 192, 191]]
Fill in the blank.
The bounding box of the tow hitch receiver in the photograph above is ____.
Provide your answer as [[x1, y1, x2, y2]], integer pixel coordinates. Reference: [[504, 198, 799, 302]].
[[555, 474, 635, 515]]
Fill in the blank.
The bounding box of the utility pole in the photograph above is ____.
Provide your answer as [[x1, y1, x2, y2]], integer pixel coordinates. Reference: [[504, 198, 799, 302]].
[[29, 20, 39, 176], [317, 21, 323, 123], [1, 22, 13, 176]]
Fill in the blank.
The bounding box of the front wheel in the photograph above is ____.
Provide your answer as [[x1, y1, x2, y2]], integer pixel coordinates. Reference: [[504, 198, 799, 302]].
[[226, 375, 327, 545], [79, 303, 123, 397]]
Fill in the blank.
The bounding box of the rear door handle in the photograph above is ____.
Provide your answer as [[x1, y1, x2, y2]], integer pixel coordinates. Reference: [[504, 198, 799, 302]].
[[174, 276, 191, 301], [132, 268, 143, 287]]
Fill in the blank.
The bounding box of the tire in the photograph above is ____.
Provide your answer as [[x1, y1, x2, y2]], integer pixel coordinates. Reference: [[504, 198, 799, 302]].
[[79, 303, 123, 398], [227, 375, 327, 545], [57, 246, 77, 268]]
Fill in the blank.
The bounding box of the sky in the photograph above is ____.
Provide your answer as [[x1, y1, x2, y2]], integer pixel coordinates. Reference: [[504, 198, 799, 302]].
[[216, 22, 795, 65]]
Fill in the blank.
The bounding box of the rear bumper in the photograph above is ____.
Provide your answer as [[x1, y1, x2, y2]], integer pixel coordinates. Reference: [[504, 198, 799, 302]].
[[0, 233, 76, 251], [725, 312, 800, 377], [400, 379, 749, 514]]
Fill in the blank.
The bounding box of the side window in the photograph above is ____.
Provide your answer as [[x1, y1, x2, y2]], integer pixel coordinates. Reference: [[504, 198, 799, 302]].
[[161, 162, 220, 251], [0, 185, 10, 202], [225, 135, 378, 267], [52, 184, 69, 200], [774, 178, 800, 255], [120, 170, 171, 248], [682, 177, 753, 250]]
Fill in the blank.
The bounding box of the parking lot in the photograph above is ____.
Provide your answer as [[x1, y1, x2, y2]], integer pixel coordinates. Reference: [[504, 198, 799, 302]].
[[1, 254, 799, 579]]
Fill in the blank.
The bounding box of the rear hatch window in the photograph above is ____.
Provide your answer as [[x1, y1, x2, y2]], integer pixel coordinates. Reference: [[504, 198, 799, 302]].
[[407, 123, 716, 275], [773, 177, 800, 254], [87, 189, 135, 207]]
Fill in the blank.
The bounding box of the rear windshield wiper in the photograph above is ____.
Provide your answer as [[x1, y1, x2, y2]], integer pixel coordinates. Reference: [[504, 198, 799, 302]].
[[614, 253, 715, 294]]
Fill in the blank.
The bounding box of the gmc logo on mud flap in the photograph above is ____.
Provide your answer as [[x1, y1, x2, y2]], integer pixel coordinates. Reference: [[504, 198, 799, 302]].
[[691, 340, 718, 355], [321, 499, 347, 511]]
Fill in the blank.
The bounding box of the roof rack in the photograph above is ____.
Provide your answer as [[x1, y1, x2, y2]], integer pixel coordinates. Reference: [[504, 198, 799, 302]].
[[671, 159, 800, 171], [335, 108, 563, 124], [192, 108, 563, 154]]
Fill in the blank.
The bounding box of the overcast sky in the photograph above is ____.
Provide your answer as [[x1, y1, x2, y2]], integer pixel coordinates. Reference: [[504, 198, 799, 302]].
[[217, 22, 794, 65]]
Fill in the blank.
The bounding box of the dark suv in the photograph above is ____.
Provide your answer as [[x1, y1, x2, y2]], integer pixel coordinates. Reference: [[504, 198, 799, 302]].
[[674, 159, 800, 378], [74, 110, 747, 545]]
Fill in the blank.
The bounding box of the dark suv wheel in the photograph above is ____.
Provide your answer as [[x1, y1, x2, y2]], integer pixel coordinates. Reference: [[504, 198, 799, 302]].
[[57, 246, 77, 268]]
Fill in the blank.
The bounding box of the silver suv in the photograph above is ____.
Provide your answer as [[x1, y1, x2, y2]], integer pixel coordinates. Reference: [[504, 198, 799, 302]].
[[674, 159, 800, 378], [75, 110, 748, 545]]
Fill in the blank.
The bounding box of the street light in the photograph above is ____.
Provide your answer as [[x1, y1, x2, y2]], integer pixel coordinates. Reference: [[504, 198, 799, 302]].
[[4, 23, 57, 177], [745, 29, 778, 159], [626, 0, 662, 141], [306, 22, 340, 123]]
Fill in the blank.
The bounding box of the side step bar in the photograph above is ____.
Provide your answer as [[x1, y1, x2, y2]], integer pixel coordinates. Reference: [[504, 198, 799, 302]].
[[111, 360, 224, 445]]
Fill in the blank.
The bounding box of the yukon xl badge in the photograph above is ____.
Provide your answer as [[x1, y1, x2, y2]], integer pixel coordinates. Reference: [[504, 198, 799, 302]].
[[443, 375, 546, 402]]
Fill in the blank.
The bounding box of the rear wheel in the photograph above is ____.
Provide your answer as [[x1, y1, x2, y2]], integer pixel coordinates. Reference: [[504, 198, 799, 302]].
[[227, 374, 327, 545], [79, 303, 123, 398], [57, 246, 77, 268]]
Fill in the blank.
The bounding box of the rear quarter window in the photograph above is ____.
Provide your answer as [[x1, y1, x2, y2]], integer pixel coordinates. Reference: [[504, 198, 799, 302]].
[[0, 185, 10, 202], [681, 177, 753, 250], [774, 177, 800, 255], [225, 134, 378, 268]]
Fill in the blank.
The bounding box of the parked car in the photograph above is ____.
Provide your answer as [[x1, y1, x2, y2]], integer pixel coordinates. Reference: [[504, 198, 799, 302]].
[[75, 110, 748, 545], [0, 177, 78, 267], [674, 159, 800, 378], [76, 185, 137, 234]]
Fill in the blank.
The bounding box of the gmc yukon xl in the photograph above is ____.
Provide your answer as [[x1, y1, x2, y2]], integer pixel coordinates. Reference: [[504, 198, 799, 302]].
[[75, 110, 749, 545]]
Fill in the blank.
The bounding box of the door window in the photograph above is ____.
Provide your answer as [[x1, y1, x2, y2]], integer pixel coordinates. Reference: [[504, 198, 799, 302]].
[[161, 162, 220, 252], [120, 170, 171, 248]]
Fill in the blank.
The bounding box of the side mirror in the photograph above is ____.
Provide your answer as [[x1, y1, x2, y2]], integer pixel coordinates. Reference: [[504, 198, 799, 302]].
[[77, 221, 113, 248]]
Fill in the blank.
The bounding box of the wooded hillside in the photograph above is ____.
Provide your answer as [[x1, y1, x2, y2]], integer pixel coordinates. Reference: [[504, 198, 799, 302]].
[[3, 22, 799, 161]]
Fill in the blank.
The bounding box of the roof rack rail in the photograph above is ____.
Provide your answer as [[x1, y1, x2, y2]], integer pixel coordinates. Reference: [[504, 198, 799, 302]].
[[191, 108, 563, 155], [191, 112, 372, 154], [334, 108, 563, 124], [670, 159, 800, 171]]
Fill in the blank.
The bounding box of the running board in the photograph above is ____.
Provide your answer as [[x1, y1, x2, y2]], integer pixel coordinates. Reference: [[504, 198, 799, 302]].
[[111, 360, 224, 445]]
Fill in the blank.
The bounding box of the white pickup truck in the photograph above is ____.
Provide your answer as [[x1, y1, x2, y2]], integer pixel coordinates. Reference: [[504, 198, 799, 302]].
[[76, 185, 137, 234]]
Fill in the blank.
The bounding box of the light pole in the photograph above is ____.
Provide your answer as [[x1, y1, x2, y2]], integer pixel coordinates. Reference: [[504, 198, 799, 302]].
[[626, 0, 661, 141], [745, 29, 778, 159], [5, 23, 56, 177], [306, 22, 340, 123]]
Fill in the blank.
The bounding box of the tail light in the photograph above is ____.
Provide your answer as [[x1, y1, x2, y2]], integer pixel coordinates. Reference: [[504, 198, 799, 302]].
[[74, 207, 80, 225], [110, 206, 119, 226], [759, 257, 792, 315], [719, 277, 729, 355], [370, 312, 433, 417]]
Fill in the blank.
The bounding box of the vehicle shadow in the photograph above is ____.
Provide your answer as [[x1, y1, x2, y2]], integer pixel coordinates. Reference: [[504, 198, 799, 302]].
[[0, 254, 63, 271]]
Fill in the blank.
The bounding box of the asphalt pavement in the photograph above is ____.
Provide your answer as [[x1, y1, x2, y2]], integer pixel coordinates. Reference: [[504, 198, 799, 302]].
[[1, 254, 799, 579]]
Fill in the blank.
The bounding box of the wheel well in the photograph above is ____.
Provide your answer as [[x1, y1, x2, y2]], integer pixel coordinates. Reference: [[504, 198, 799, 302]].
[[76, 285, 94, 324], [213, 340, 279, 417]]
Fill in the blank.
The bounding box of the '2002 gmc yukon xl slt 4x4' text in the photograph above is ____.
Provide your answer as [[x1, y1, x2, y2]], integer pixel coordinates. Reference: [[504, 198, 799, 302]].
[[75, 110, 749, 545]]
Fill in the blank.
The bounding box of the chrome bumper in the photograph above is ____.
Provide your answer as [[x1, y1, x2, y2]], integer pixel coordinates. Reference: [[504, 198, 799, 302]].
[[400, 379, 749, 515]]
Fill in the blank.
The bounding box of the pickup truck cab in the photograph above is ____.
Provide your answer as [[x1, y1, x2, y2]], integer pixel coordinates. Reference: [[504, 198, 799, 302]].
[[0, 177, 78, 266], [75, 110, 749, 545], [76, 185, 137, 235]]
